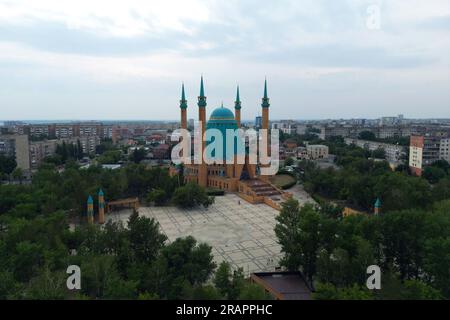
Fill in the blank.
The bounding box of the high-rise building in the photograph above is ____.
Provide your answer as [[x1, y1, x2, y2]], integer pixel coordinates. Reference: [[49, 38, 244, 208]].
[[409, 134, 447, 176]]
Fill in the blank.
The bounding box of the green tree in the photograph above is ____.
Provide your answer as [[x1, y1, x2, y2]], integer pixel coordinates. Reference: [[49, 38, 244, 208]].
[[172, 182, 214, 208], [284, 157, 294, 167], [275, 200, 321, 285], [0, 155, 17, 175], [358, 131, 376, 141], [423, 166, 447, 184], [23, 267, 66, 300], [214, 261, 232, 298], [97, 150, 122, 164], [11, 167, 23, 184], [153, 236, 216, 299], [130, 148, 147, 164], [371, 148, 386, 159], [423, 237, 450, 297], [380, 209, 427, 280], [275, 198, 302, 270], [213, 262, 246, 300], [127, 211, 167, 264], [191, 285, 222, 300], [313, 283, 373, 300], [401, 280, 443, 300], [146, 188, 167, 206], [238, 283, 272, 300]]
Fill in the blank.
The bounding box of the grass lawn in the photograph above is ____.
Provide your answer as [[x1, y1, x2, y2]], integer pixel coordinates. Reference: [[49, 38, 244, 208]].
[[270, 174, 296, 189]]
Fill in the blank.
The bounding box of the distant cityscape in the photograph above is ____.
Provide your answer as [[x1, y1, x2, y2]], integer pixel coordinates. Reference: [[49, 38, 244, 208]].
[[2, 113, 450, 179]]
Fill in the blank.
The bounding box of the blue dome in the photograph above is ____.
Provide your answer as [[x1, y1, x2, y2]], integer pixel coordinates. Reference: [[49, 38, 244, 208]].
[[209, 107, 236, 121], [207, 106, 237, 131]]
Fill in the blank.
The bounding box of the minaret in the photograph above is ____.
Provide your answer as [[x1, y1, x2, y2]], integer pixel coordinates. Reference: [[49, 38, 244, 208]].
[[234, 85, 241, 128], [180, 83, 188, 130], [261, 78, 270, 129], [374, 198, 381, 215], [87, 195, 94, 224], [198, 76, 208, 187], [261, 79, 270, 157], [98, 189, 105, 224]]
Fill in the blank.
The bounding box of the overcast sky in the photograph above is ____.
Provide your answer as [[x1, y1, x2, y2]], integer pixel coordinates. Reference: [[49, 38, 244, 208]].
[[0, 0, 449, 121]]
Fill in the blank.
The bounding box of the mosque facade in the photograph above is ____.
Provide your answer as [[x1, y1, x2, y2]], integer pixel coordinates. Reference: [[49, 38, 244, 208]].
[[170, 77, 292, 209]]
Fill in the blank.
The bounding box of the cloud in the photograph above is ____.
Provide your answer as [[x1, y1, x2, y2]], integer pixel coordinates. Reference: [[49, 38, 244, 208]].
[[0, 0, 449, 119], [0, 0, 211, 37]]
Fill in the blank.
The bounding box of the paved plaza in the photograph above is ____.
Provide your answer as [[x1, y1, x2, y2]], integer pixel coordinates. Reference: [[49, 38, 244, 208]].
[[106, 187, 314, 275], [107, 194, 282, 275]]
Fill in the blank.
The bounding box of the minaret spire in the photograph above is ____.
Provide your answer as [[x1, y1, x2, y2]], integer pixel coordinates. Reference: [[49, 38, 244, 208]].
[[180, 82, 188, 129], [200, 75, 204, 96], [198, 75, 207, 108], [234, 85, 241, 110], [262, 78, 270, 108], [234, 85, 242, 127], [180, 83, 187, 109], [261, 78, 270, 157]]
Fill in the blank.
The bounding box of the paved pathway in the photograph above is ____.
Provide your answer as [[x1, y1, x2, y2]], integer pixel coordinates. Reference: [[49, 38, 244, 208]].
[[288, 184, 317, 206]]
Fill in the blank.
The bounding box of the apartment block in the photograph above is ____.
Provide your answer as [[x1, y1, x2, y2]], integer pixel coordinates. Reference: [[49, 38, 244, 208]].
[[29, 140, 58, 169], [55, 124, 75, 138], [345, 138, 407, 165], [272, 121, 297, 135], [440, 138, 450, 162], [67, 136, 101, 154], [0, 134, 30, 170], [409, 134, 447, 176], [320, 125, 413, 140]]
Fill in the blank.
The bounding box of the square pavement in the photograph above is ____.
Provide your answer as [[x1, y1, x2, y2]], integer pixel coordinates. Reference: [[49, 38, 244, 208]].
[[107, 194, 283, 276]]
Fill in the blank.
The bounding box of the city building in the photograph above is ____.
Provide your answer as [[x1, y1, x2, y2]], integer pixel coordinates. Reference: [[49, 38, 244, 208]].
[[296, 147, 308, 159], [250, 272, 312, 300], [272, 120, 297, 135], [409, 134, 448, 176], [55, 124, 74, 138], [296, 124, 308, 135], [0, 134, 30, 170], [29, 124, 51, 137], [306, 144, 329, 160], [344, 138, 407, 165], [29, 139, 58, 169], [70, 136, 101, 154], [255, 116, 262, 129], [320, 124, 413, 140], [439, 138, 450, 162]]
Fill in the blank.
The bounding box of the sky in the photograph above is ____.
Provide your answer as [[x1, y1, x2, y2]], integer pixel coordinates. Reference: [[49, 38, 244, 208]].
[[0, 0, 449, 121]]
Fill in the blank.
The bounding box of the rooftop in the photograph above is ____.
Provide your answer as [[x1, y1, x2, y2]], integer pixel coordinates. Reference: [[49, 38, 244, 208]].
[[251, 271, 312, 300]]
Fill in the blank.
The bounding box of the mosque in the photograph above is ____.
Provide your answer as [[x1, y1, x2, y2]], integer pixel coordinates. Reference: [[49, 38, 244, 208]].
[[170, 77, 292, 210]]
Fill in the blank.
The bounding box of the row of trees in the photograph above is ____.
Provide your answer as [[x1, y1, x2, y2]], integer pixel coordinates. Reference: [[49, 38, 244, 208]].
[[275, 198, 450, 299], [0, 161, 214, 221]]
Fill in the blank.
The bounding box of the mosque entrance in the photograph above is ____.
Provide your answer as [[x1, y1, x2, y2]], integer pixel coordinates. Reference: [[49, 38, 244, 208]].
[[240, 165, 250, 180]]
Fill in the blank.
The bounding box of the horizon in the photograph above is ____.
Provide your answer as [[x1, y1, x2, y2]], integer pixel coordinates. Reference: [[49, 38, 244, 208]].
[[2, 116, 450, 124]]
